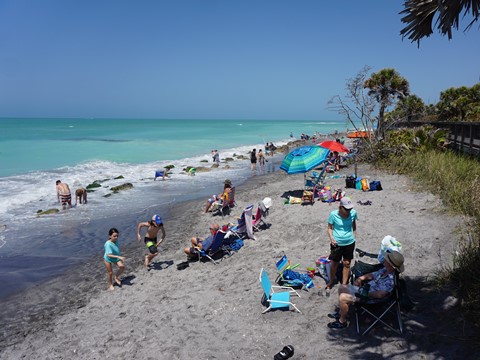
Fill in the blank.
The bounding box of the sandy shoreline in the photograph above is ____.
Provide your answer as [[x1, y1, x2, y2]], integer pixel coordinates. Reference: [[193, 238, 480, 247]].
[[2, 160, 479, 359]]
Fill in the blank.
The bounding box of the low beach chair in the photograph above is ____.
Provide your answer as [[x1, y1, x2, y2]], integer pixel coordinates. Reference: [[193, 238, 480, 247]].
[[228, 186, 237, 208], [275, 254, 313, 290], [212, 187, 236, 217], [304, 160, 329, 190], [259, 268, 301, 314], [302, 161, 329, 204], [195, 230, 227, 265], [252, 198, 271, 231], [252, 204, 266, 231], [228, 204, 255, 240]]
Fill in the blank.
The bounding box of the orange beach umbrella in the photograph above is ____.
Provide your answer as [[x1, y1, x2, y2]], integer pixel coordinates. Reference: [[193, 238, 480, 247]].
[[347, 131, 370, 139]]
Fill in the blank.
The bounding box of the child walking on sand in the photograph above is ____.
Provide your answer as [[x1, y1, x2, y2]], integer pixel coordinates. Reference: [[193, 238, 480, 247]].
[[103, 228, 126, 291]]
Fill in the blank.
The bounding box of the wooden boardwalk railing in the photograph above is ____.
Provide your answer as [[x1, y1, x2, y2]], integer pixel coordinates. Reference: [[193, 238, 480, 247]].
[[395, 121, 480, 158]]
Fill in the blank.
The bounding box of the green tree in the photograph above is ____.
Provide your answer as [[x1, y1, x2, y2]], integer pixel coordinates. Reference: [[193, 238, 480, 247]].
[[364, 68, 410, 138], [437, 84, 480, 121], [423, 103, 439, 122], [400, 0, 480, 44], [385, 95, 425, 124]]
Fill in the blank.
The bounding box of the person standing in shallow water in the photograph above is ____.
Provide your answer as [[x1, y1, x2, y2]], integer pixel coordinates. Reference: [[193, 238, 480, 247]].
[[75, 187, 88, 205], [213, 150, 220, 165], [137, 214, 166, 269], [250, 149, 257, 173], [56, 180, 72, 210], [103, 228, 125, 291], [257, 149, 265, 173]]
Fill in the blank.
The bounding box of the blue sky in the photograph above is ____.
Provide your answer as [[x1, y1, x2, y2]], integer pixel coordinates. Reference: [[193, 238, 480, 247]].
[[0, 1, 479, 120]]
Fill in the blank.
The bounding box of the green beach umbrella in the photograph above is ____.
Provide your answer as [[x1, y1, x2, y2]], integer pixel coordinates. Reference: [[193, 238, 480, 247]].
[[280, 145, 330, 174]]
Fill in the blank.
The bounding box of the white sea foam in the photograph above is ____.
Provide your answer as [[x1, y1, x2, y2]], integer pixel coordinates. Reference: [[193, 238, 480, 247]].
[[0, 139, 287, 227]]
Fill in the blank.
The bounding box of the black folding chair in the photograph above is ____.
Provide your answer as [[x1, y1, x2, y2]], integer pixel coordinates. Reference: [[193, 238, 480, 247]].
[[351, 248, 404, 336]]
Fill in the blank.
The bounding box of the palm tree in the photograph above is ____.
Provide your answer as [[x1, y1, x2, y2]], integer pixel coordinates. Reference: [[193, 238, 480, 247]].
[[364, 68, 410, 139], [400, 0, 480, 44], [387, 94, 426, 126]]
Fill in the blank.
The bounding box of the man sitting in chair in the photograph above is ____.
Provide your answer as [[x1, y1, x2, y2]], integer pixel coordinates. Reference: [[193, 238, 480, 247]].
[[327, 250, 405, 329], [184, 223, 219, 259]]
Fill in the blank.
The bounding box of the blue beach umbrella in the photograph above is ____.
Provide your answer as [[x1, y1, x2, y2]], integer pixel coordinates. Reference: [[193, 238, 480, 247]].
[[280, 145, 330, 174]]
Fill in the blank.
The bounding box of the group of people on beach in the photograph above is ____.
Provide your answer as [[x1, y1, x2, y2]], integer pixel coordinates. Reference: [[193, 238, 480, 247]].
[[103, 213, 166, 291], [250, 148, 267, 174], [55, 180, 87, 210], [101, 157, 405, 332], [325, 196, 405, 329], [103, 177, 235, 291]]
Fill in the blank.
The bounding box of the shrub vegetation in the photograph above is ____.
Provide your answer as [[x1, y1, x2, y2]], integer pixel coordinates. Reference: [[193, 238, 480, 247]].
[[363, 126, 480, 323]]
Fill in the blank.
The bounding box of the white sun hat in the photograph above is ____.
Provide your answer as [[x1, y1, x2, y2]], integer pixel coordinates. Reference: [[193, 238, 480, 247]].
[[262, 197, 272, 209]]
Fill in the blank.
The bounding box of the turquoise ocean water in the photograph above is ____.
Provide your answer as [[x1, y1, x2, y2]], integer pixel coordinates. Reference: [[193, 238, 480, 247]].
[[0, 118, 345, 177], [0, 118, 346, 299]]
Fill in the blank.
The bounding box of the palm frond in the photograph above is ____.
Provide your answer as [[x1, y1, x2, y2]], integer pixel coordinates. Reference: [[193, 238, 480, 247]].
[[400, 0, 480, 44]]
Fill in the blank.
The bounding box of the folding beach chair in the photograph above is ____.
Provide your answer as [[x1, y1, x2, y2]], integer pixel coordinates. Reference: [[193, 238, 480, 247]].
[[351, 248, 404, 335], [195, 230, 228, 265], [252, 204, 265, 231], [302, 160, 329, 204], [252, 198, 271, 231], [259, 268, 301, 314], [212, 187, 236, 217], [228, 186, 236, 208], [275, 254, 313, 290], [211, 197, 229, 218], [304, 160, 329, 190], [228, 204, 255, 240]]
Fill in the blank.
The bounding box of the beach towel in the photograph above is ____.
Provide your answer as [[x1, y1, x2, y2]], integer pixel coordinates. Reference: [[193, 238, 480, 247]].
[[282, 269, 314, 289]]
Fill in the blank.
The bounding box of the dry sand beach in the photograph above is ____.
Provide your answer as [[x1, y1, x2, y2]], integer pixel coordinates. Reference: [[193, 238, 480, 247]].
[[1, 161, 479, 359]]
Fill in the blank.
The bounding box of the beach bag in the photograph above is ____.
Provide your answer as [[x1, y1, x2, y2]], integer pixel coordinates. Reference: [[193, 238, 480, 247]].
[[316, 256, 331, 282], [369, 180, 383, 191], [229, 239, 244, 251], [378, 235, 402, 263], [355, 179, 362, 190], [332, 188, 344, 201], [318, 188, 332, 202], [361, 178, 370, 191], [345, 176, 356, 188]]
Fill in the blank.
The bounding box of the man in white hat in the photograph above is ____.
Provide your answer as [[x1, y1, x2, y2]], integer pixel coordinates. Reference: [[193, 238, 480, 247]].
[[326, 196, 357, 290], [327, 250, 405, 329]]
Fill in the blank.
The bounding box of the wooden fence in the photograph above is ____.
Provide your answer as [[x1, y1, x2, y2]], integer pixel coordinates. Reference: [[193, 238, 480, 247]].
[[395, 121, 480, 158]]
